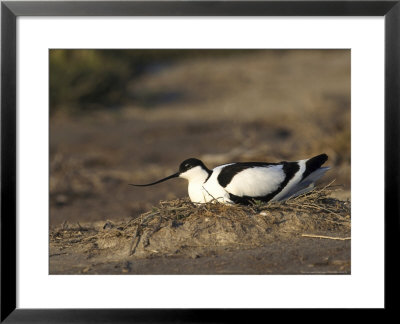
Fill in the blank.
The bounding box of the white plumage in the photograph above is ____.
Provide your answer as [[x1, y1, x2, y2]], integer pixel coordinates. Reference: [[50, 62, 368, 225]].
[[225, 165, 285, 198]]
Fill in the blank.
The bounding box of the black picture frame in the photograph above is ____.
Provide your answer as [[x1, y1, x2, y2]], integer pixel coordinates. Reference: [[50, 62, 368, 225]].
[[1, 0, 398, 322]]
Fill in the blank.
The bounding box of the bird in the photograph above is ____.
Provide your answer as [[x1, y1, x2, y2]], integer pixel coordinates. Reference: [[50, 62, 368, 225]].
[[130, 153, 330, 205]]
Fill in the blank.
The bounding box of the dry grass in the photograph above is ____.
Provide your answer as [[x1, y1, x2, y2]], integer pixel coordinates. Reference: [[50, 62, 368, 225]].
[[50, 182, 350, 259], [121, 182, 350, 255]]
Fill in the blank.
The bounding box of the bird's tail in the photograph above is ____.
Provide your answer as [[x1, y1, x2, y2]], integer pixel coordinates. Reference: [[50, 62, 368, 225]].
[[278, 166, 330, 201]]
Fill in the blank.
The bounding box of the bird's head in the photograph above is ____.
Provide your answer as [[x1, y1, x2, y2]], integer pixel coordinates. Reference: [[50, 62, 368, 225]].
[[178, 158, 211, 182]]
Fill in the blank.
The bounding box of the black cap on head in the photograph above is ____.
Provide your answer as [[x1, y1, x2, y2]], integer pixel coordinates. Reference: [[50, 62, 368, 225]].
[[179, 158, 207, 173]]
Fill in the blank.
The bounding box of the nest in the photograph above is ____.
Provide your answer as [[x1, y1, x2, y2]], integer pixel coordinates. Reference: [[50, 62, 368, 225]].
[[123, 182, 350, 256], [50, 182, 350, 261]]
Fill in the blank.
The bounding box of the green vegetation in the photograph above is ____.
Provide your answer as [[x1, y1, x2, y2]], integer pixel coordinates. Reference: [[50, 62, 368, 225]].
[[50, 49, 255, 113], [50, 50, 151, 112]]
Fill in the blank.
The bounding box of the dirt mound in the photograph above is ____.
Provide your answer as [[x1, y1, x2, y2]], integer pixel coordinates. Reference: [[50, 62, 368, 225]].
[[50, 185, 350, 273]]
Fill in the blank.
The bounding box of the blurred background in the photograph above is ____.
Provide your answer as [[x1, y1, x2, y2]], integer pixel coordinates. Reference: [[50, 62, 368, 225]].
[[50, 49, 350, 227]]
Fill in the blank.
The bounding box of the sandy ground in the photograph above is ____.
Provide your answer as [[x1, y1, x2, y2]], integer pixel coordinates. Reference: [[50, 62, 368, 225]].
[[50, 50, 351, 274], [50, 235, 350, 275]]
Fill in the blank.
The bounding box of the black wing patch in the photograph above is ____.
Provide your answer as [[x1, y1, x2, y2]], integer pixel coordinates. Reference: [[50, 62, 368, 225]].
[[301, 153, 328, 181], [227, 161, 300, 205], [217, 162, 280, 188]]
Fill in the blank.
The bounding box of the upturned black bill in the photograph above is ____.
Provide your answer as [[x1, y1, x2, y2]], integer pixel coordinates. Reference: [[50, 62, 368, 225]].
[[129, 172, 180, 187]]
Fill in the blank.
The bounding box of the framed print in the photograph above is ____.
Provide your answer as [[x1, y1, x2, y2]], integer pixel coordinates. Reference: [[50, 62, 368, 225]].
[[1, 0, 399, 322]]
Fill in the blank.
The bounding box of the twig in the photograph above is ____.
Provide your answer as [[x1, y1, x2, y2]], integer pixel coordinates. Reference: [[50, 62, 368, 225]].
[[301, 234, 351, 240], [202, 186, 225, 204], [129, 226, 142, 256]]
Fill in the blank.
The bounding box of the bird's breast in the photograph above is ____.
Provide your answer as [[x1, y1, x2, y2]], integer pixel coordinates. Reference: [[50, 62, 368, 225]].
[[188, 181, 209, 203], [188, 178, 230, 204]]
